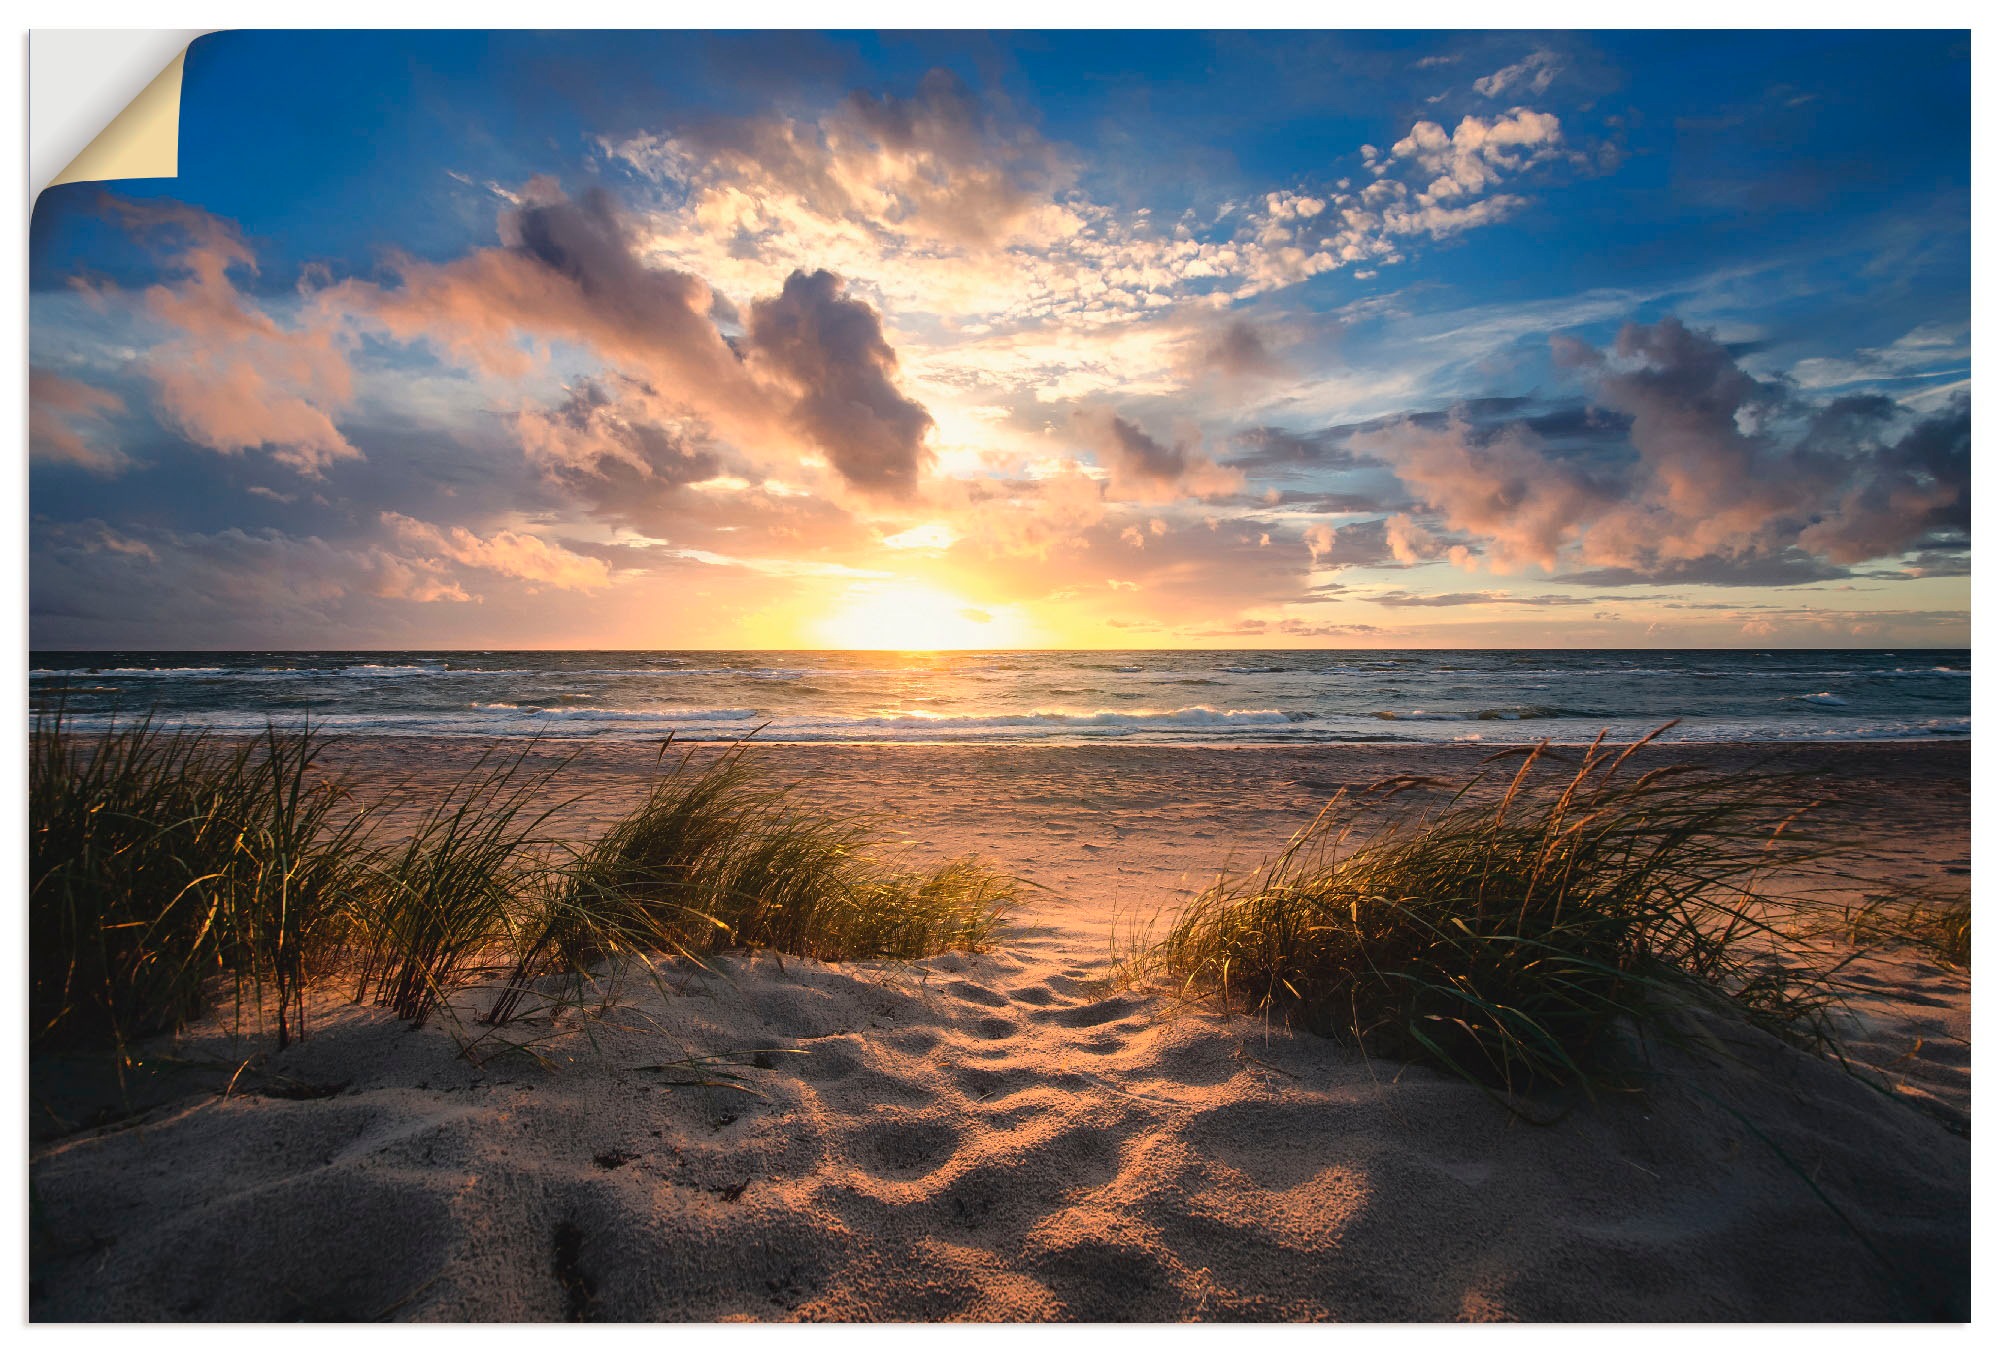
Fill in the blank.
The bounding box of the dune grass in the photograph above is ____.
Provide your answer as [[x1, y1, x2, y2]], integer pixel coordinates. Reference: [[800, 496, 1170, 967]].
[[1140, 728, 1876, 1092], [30, 707, 369, 1052], [31, 711, 1015, 1053], [349, 745, 574, 1028], [487, 742, 1015, 1023], [1843, 893, 1971, 970]]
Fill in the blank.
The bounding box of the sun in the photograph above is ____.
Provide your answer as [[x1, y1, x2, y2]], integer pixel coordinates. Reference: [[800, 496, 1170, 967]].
[[816, 582, 1027, 650]]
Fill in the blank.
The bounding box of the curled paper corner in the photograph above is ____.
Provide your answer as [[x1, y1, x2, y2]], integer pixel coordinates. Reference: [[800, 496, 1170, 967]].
[[33, 31, 210, 196], [49, 51, 187, 188]]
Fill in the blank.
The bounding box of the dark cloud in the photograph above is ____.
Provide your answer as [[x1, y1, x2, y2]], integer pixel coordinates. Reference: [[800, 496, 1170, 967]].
[[1356, 316, 1972, 583], [1204, 320, 1280, 378], [517, 374, 724, 516], [1557, 553, 1852, 588], [1083, 410, 1186, 482], [1226, 424, 1384, 471], [746, 269, 934, 497], [1074, 409, 1241, 500], [1797, 395, 1969, 564], [1184, 319, 1287, 391], [345, 185, 936, 496]]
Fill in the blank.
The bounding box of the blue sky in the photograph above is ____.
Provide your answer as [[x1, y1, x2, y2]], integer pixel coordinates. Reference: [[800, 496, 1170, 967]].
[[29, 29, 1971, 648]]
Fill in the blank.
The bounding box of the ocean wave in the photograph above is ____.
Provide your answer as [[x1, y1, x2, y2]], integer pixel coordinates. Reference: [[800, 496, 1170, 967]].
[[503, 706, 761, 723], [1371, 707, 1558, 722], [820, 706, 1295, 730], [1798, 692, 1848, 706]]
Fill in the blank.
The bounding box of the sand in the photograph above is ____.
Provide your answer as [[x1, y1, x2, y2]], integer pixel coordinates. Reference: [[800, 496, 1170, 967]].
[[28, 741, 1971, 1321]]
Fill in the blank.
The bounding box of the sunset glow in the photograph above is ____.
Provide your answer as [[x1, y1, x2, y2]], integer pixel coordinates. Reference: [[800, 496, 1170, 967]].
[[817, 582, 1032, 651], [27, 31, 1969, 650]]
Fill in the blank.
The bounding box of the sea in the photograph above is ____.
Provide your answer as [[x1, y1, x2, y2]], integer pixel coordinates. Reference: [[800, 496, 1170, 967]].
[[26, 650, 1971, 747]]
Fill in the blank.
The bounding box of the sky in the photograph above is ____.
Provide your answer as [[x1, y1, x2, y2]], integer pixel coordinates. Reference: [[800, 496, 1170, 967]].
[[27, 29, 1972, 650]]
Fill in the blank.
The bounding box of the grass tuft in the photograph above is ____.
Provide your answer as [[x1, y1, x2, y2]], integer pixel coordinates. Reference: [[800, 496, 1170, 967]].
[[1842, 893, 1971, 970], [29, 705, 368, 1052], [350, 745, 571, 1028], [1139, 727, 1875, 1092], [488, 742, 1013, 1021]]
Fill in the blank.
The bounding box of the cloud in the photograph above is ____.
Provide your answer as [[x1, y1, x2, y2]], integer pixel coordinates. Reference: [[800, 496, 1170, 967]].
[[1473, 51, 1562, 100], [1357, 417, 1609, 572], [745, 269, 934, 495], [1787, 321, 1969, 392], [1074, 409, 1243, 501], [517, 374, 723, 495], [29, 369, 128, 473], [1367, 588, 1593, 607], [381, 512, 614, 591], [1226, 424, 1386, 472], [1382, 107, 1568, 203], [603, 79, 1598, 327], [30, 518, 474, 646], [105, 198, 361, 475], [1302, 517, 1405, 569], [1183, 318, 1285, 389], [1795, 394, 1970, 564], [1353, 318, 1971, 583], [606, 67, 1076, 254], [344, 183, 935, 497]]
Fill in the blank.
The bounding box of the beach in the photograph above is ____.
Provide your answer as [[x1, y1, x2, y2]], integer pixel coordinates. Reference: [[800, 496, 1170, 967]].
[[28, 739, 1971, 1321]]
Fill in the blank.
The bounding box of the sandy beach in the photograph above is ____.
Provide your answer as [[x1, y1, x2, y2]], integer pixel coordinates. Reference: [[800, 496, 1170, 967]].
[[28, 739, 1971, 1321]]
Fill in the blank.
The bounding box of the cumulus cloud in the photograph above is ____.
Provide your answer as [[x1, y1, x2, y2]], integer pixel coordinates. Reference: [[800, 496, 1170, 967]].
[[1074, 409, 1243, 500], [518, 374, 721, 488], [343, 184, 935, 497], [745, 269, 934, 495], [515, 374, 738, 526], [1383, 107, 1567, 202], [105, 198, 361, 475], [1357, 316, 1971, 582], [1357, 418, 1611, 572], [29, 369, 128, 473]]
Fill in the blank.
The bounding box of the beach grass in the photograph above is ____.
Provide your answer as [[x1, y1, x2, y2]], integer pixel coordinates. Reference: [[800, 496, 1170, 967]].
[[31, 711, 1014, 1051], [1140, 727, 1874, 1091], [349, 744, 574, 1028], [29, 707, 369, 1052], [1843, 893, 1971, 970], [487, 743, 1014, 1022]]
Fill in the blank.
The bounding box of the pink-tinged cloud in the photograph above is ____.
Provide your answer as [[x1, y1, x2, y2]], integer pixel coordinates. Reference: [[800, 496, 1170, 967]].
[[29, 369, 128, 473], [341, 184, 935, 498], [107, 198, 361, 476], [1073, 408, 1244, 502], [381, 512, 613, 592], [611, 67, 1075, 254], [1357, 316, 1969, 580]]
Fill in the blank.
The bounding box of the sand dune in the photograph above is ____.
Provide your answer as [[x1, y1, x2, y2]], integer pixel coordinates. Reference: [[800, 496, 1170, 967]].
[[28, 741, 1971, 1321]]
